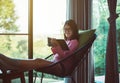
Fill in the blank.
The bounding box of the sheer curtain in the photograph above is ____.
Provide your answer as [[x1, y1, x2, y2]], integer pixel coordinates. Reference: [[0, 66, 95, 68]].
[[105, 0, 119, 83], [65, 0, 94, 83]]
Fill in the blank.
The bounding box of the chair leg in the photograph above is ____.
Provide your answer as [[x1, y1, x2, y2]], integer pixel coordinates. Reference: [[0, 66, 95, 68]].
[[33, 72, 44, 83], [33, 72, 37, 83], [40, 73, 44, 83], [20, 73, 25, 83]]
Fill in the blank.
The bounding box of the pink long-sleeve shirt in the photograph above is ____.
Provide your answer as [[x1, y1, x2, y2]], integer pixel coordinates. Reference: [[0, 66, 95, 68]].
[[51, 39, 79, 62]]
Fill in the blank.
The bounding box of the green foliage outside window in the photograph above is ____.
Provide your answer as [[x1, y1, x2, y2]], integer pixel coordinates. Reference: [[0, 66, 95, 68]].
[[93, 0, 120, 76], [0, 0, 28, 59], [0, 0, 18, 32]]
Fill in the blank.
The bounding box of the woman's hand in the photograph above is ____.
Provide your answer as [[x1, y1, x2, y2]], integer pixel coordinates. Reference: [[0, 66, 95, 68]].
[[51, 38, 59, 47]]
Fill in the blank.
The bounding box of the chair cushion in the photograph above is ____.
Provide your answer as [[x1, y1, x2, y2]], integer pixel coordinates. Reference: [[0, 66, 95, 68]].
[[78, 29, 96, 47]]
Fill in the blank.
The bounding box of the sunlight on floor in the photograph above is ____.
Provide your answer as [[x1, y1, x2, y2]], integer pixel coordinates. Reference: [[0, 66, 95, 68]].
[[34, 77, 64, 83], [0, 77, 64, 83], [95, 76, 105, 83]]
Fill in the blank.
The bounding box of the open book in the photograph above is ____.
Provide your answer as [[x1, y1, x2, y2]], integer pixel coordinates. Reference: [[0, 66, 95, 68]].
[[47, 37, 69, 50]]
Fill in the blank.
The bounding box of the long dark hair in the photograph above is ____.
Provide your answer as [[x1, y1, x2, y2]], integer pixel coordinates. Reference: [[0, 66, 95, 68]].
[[63, 19, 79, 40]]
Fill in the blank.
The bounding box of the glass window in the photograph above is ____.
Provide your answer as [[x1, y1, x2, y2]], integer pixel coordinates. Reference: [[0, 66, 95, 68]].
[[13, 0, 28, 33], [33, 0, 66, 82], [0, 0, 28, 59], [33, 0, 66, 58], [92, 0, 120, 83], [0, 0, 28, 33], [0, 35, 28, 59], [92, 0, 109, 83]]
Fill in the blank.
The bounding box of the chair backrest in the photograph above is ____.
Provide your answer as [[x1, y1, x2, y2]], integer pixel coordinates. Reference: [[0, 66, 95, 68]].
[[35, 32, 96, 77], [61, 34, 96, 76]]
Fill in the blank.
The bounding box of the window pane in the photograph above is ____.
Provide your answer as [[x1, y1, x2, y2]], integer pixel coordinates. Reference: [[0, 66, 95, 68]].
[[93, 0, 120, 83], [33, 0, 66, 82], [33, 0, 66, 58], [92, 0, 109, 83], [0, 0, 28, 33], [0, 35, 28, 59], [0, 0, 28, 59]]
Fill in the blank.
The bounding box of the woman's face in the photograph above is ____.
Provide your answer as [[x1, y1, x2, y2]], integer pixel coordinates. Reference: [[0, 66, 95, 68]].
[[64, 25, 73, 39]]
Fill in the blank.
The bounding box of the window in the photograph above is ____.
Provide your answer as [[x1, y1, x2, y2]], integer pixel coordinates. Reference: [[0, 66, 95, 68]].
[[33, 0, 66, 58], [0, 0, 28, 59], [0, 0, 66, 82], [92, 0, 120, 83], [33, 0, 66, 82], [92, 0, 108, 82]]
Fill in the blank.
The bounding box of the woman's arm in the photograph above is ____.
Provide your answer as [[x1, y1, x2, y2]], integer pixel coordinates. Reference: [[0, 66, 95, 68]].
[[51, 39, 79, 57]]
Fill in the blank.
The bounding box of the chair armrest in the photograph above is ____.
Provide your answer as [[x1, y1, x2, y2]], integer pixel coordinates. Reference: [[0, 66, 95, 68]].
[[44, 54, 53, 60]]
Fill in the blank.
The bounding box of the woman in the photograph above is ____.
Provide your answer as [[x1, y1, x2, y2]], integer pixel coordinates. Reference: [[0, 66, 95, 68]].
[[0, 19, 79, 71]]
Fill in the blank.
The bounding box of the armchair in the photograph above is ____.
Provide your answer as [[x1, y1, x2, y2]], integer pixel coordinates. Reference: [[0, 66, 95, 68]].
[[34, 32, 96, 83]]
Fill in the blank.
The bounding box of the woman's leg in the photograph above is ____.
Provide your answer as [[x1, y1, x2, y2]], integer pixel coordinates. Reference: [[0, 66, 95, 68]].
[[0, 53, 52, 71]]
